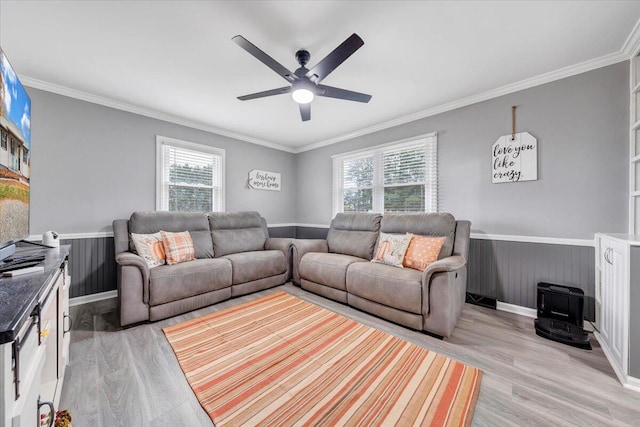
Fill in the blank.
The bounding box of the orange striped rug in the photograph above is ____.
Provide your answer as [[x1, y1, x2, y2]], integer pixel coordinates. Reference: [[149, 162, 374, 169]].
[[163, 291, 482, 426]]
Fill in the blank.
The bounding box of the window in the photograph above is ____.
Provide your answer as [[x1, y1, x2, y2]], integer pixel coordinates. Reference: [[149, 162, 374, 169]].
[[0, 129, 6, 150], [332, 133, 437, 216], [156, 136, 225, 212]]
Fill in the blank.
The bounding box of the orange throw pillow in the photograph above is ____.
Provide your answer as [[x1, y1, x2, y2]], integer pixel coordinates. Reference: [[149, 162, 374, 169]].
[[403, 236, 446, 271], [160, 230, 195, 265]]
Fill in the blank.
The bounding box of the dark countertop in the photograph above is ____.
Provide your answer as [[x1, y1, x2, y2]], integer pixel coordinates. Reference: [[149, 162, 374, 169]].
[[0, 245, 70, 344]]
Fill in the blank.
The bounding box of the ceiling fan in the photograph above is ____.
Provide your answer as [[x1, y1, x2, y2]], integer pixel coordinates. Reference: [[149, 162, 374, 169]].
[[232, 33, 372, 121]]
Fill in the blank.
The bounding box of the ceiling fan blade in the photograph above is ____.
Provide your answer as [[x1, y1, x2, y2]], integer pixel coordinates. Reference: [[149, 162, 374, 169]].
[[232, 35, 297, 83], [299, 103, 310, 121], [305, 33, 364, 83], [317, 84, 372, 103], [237, 86, 291, 101]]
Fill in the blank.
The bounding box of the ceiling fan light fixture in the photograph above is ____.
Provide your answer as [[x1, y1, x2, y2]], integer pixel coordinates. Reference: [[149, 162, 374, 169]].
[[292, 88, 314, 104], [291, 79, 315, 104]]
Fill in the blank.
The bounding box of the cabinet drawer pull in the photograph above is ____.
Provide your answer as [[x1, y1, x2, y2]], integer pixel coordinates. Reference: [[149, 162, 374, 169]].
[[63, 313, 73, 334], [38, 397, 55, 427]]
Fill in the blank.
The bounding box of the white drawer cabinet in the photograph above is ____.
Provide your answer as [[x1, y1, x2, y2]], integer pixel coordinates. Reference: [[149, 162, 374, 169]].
[[595, 234, 640, 391], [0, 247, 71, 427]]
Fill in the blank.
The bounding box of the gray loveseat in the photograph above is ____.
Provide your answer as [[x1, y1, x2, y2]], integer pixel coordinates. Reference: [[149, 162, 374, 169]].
[[291, 213, 471, 338], [113, 211, 292, 326]]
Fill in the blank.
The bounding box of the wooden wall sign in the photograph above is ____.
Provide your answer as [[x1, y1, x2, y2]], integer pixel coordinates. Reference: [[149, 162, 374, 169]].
[[247, 169, 281, 191], [492, 131, 538, 183]]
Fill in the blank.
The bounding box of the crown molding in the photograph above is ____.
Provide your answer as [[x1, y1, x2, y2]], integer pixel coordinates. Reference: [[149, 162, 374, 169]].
[[21, 76, 296, 154], [294, 51, 628, 153], [622, 17, 640, 57], [21, 49, 629, 156]]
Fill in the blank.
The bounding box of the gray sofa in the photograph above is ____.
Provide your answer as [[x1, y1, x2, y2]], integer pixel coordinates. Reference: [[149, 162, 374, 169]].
[[113, 211, 292, 326], [291, 213, 471, 338]]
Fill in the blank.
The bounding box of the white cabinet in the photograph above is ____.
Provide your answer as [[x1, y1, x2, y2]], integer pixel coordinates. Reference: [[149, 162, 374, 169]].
[[0, 248, 71, 427], [595, 234, 639, 391]]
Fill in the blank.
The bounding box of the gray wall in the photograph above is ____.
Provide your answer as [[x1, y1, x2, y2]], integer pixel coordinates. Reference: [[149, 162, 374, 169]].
[[61, 236, 115, 298], [25, 62, 629, 310], [28, 88, 297, 235], [296, 62, 629, 240], [468, 239, 595, 320]]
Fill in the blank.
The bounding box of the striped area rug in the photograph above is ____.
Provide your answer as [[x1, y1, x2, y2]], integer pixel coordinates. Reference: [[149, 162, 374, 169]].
[[163, 292, 482, 426]]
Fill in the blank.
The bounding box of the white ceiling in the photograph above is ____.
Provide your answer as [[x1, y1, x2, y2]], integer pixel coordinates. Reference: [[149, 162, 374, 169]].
[[1, 1, 639, 152]]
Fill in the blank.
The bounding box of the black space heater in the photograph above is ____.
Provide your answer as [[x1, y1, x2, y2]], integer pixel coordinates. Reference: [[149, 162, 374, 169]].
[[534, 282, 592, 350]]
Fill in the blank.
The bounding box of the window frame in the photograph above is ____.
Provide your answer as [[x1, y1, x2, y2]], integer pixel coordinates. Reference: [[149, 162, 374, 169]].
[[332, 133, 437, 216], [155, 135, 226, 212]]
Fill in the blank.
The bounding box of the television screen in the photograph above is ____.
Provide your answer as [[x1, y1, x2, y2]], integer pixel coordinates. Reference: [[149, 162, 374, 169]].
[[0, 47, 31, 249]]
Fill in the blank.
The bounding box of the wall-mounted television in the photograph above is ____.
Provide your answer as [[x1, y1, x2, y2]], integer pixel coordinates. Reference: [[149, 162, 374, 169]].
[[0, 47, 31, 261]]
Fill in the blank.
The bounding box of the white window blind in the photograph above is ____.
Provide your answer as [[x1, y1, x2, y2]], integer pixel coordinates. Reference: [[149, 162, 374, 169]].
[[332, 133, 437, 216], [156, 136, 225, 212]]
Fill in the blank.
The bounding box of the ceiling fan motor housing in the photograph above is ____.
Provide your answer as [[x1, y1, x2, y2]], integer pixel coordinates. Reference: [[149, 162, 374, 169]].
[[296, 49, 311, 67]]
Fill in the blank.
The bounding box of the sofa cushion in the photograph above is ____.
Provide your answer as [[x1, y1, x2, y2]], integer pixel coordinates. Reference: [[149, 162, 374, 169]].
[[380, 213, 456, 259], [129, 211, 214, 258], [209, 211, 268, 256], [190, 231, 215, 259], [223, 250, 286, 285], [300, 252, 367, 291], [347, 262, 424, 314], [326, 213, 382, 260], [148, 258, 232, 306]]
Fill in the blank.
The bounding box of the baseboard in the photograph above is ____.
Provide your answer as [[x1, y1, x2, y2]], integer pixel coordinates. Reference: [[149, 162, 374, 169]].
[[595, 331, 631, 388], [495, 301, 595, 332], [582, 320, 595, 333], [625, 376, 640, 392], [69, 290, 118, 307], [496, 301, 537, 318]]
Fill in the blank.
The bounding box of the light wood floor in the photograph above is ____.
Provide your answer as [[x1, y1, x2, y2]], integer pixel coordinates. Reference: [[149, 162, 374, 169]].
[[59, 283, 640, 426]]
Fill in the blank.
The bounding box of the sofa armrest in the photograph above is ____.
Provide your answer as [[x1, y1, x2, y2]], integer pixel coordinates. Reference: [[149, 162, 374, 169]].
[[116, 252, 150, 303], [265, 237, 294, 252], [290, 239, 329, 285], [266, 237, 295, 280], [422, 255, 466, 277], [420, 256, 466, 313]]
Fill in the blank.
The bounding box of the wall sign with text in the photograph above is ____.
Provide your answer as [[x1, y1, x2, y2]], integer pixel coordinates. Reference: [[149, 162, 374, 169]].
[[247, 169, 281, 191], [492, 132, 538, 183]]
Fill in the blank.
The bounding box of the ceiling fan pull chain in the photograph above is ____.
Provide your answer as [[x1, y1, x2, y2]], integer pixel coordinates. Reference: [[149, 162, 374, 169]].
[[511, 105, 517, 141]]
